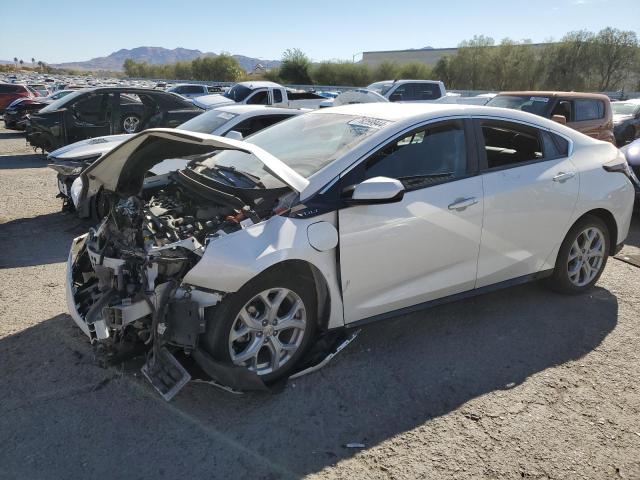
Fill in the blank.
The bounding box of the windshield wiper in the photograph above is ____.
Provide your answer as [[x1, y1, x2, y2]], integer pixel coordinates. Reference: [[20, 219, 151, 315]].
[[216, 165, 265, 188]]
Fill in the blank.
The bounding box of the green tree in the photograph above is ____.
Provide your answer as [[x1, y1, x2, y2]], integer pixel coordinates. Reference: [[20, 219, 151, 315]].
[[591, 27, 639, 90], [373, 61, 400, 81], [397, 62, 433, 80], [279, 48, 312, 84]]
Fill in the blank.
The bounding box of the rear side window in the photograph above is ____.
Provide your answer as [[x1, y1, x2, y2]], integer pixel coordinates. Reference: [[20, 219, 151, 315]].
[[365, 120, 468, 189], [574, 100, 604, 121], [479, 120, 543, 169], [273, 89, 283, 103], [414, 83, 442, 100], [0, 84, 19, 93]]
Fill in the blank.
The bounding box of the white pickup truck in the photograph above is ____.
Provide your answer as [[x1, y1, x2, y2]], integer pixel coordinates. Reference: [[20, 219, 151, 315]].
[[322, 79, 447, 107], [193, 81, 327, 110]]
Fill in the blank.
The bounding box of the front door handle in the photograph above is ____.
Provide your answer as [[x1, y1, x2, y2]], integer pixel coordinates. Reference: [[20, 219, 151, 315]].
[[553, 171, 576, 183], [448, 197, 478, 211]]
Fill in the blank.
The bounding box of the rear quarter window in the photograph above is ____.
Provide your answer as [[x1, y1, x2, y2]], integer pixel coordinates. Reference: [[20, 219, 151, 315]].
[[574, 100, 605, 121]]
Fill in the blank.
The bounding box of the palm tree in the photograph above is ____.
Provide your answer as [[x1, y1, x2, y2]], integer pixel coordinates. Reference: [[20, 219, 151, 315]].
[[13, 57, 17, 70], [37, 61, 43, 72], [31, 57, 35, 67], [19, 59, 24, 69]]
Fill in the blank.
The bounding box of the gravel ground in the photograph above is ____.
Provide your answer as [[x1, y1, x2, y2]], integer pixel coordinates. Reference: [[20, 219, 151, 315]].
[[1, 122, 639, 480]]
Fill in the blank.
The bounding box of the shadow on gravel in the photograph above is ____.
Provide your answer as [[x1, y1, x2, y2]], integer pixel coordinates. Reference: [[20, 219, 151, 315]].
[[0, 282, 619, 478], [625, 214, 640, 248], [0, 212, 88, 268], [0, 129, 26, 140], [0, 152, 47, 169]]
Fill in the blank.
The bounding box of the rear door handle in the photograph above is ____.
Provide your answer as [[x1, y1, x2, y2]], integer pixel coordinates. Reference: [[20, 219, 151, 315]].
[[448, 197, 478, 211], [553, 171, 576, 183]]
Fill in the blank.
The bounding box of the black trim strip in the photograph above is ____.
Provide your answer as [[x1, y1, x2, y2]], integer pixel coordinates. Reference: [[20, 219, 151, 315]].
[[345, 269, 554, 329]]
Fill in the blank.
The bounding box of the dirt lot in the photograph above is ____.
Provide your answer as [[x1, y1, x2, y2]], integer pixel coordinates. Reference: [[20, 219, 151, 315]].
[[0, 122, 639, 480]]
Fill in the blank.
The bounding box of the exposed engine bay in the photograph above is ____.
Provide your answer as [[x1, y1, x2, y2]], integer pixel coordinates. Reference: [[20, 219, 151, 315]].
[[68, 171, 296, 398]]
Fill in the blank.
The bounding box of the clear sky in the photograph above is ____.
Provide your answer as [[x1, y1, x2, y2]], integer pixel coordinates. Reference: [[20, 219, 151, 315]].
[[1, 0, 638, 64]]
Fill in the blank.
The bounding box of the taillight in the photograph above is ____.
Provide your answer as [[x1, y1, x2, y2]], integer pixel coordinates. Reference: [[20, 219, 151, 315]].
[[603, 161, 640, 187]]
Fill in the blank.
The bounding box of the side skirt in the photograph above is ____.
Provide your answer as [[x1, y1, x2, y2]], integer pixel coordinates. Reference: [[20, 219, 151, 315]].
[[345, 269, 554, 329]]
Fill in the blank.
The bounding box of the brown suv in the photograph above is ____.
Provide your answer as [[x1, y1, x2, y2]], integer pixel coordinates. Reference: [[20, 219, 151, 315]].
[[486, 91, 615, 144]]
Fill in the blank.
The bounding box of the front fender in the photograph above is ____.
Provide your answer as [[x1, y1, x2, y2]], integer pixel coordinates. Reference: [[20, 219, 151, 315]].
[[182, 212, 344, 329]]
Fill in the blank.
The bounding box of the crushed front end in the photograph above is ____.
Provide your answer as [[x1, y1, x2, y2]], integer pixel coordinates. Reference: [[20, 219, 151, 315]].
[[66, 186, 247, 398]]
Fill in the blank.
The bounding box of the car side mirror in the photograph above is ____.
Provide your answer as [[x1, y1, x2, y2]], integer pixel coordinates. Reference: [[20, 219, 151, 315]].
[[224, 130, 243, 141], [345, 176, 405, 205], [552, 114, 567, 125]]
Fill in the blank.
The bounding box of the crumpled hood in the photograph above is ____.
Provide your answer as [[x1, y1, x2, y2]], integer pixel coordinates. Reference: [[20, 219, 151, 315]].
[[82, 128, 309, 196], [49, 134, 133, 160], [613, 114, 633, 125], [192, 94, 235, 110]]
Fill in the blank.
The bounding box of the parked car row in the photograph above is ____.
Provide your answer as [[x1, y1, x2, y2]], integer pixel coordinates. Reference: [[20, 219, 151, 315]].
[[25, 87, 203, 151]]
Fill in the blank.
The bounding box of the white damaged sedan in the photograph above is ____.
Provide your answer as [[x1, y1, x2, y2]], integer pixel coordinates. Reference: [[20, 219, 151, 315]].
[[67, 103, 636, 398]]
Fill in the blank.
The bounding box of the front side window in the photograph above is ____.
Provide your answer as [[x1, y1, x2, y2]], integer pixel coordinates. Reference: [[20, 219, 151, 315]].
[[181, 85, 204, 94], [574, 99, 604, 121], [74, 94, 109, 116], [389, 83, 417, 102], [479, 120, 543, 169], [246, 90, 269, 105], [273, 89, 283, 103], [365, 121, 468, 189]]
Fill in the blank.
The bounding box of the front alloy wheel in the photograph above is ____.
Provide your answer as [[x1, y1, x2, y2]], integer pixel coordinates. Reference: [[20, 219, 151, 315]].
[[228, 288, 307, 375], [202, 266, 318, 382]]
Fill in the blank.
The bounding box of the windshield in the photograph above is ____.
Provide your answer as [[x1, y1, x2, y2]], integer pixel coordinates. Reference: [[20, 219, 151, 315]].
[[486, 95, 551, 116], [49, 90, 73, 100], [40, 89, 86, 112], [612, 102, 639, 115], [367, 81, 395, 96], [196, 113, 391, 188], [177, 110, 238, 134], [223, 84, 252, 102]]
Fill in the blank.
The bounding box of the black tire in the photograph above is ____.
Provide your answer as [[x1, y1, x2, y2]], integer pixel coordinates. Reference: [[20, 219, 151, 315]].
[[623, 126, 636, 145], [546, 215, 610, 294], [201, 266, 317, 383], [91, 189, 112, 221]]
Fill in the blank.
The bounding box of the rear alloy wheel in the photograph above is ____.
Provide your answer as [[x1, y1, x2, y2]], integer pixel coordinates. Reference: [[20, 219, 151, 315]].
[[547, 215, 609, 294], [566, 227, 606, 287], [121, 114, 141, 134], [203, 268, 317, 382]]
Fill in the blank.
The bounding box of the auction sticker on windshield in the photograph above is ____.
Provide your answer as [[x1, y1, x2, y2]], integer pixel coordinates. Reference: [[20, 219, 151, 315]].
[[347, 117, 391, 134]]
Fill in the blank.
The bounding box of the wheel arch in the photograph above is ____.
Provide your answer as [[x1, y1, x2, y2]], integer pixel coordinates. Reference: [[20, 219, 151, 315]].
[[233, 259, 333, 332], [569, 208, 618, 255]]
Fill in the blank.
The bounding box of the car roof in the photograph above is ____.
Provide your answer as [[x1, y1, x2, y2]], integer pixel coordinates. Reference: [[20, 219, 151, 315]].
[[497, 91, 611, 101], [371, 79, 443, 85], [215, 104, 308, 116], [236, 81, 282, 89]]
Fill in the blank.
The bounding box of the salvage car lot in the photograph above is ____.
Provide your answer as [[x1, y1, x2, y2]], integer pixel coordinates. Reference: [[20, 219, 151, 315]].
[[1, 121, 639, 478]]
